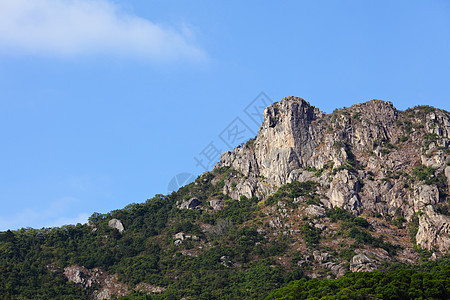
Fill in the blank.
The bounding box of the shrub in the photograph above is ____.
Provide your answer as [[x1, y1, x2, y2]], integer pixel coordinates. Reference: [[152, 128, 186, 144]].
[[301, 224, 321, 248]]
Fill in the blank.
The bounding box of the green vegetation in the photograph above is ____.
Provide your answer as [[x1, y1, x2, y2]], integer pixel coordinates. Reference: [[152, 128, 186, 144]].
[[301, 224, 321, 248], [0, 173, 244, 298], [266, 266, 450, 300], [347, 227, 400, 256], [392, 216, 406, 229], [313, 161, 333, 178], [405, 105, 437, 115], [436, 203, 450, 216], [326, 208, 400, 255], [404, 106, 437, 124], [245, 137, 256, 148], [304, 162, 334, 178], [326, 208, 370, 229], [408, 214, 420, 244], [403, 120, 413, 133], [0, 168, 447, 299], [381, 148, 390, 154], [399, 136, 408, 142], [352, 112, 361, 121], [265, 180, 319, 207], [423, 132, 440, 151], [0, 175, 309, 299]]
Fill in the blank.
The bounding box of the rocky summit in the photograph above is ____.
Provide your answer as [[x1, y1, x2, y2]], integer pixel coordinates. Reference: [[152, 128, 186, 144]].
[[219, 97, 450, 252], [1, 97, 449, 299]]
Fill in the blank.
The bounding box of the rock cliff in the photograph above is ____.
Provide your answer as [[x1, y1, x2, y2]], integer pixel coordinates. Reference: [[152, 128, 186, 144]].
[[216, 97, 450, 252]]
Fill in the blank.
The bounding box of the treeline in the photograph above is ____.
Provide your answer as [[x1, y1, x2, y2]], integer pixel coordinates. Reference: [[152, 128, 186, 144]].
[[266, 266, 450, 300]]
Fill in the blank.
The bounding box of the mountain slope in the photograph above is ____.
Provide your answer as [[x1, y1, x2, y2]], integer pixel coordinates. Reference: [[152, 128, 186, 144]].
[[0, 97, 449, 299]]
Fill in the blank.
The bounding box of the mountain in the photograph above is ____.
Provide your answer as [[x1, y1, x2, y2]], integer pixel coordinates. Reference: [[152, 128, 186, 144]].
[[219, 97, 449, 252], [0, 97, 449, 299]]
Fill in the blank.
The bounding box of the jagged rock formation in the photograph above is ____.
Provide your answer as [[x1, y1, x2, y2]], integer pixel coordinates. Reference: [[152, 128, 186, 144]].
[[209, 199, 224, 211], [216, 97, 450, 252], [64, 265, 165, 299], [416, 206, 450, 252], [64, 265, 97, 289], [64, 265, 129, 299], [350, 253, 375, 272]]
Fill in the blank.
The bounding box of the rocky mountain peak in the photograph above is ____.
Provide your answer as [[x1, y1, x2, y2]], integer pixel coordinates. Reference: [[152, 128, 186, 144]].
[[259, 96, 324, 148], [217, 97, 450, 252]]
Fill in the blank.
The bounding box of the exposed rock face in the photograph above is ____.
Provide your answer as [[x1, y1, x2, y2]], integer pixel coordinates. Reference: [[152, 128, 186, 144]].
[[64, 265, 95, 288], [64, 265, 128, 299], [304, 205, 326, 217], [216, 97, 450, 252], [350, 254, 374, 272], [174, 232, 185, 240], [416, 205, 450, 252], [327, 170, 361, 212], [255, 98, 325, 186], [218, 98, 403, 199], [445, 166, 450, 194], [328, 263, 347, 278], [94, 273, 129, 300], [64, 265, 166, 299], [177, 197, 201, 209], [313, 251, 331, 262], [135, 283, 166, 294], [108, 219, 124, 233], [411, 185, 439, 212], [173, 232, 199, 245], [209, 199, 224, 211]]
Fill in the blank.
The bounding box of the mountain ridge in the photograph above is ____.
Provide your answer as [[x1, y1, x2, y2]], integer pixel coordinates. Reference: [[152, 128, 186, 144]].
[[1, 97, 449, 299]]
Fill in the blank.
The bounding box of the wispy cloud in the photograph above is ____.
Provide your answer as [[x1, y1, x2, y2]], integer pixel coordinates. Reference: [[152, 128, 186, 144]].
[[0, 0, 207, 62], [0, 197, 89, 230]]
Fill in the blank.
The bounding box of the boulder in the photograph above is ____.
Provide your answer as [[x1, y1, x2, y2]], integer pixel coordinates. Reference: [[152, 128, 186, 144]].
[[313, 251, 331, 262], [305, 205, 326, 217], [174, 232, 185, 240], [350, 254, 375, 272], [64, 265, 95, 288], [108, 219, 124, 233]]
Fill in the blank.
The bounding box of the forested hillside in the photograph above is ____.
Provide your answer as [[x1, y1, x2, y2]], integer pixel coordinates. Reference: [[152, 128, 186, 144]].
[[266, 266, 450, 299]]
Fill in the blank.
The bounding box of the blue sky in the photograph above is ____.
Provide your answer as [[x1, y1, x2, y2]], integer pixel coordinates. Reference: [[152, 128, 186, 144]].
[[0, 0, 449, 230]]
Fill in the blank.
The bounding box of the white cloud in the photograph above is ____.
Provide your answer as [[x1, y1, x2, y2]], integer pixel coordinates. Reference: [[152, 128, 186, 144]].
[[0, 197, 89, 230], [0, 0, 206, 62]]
